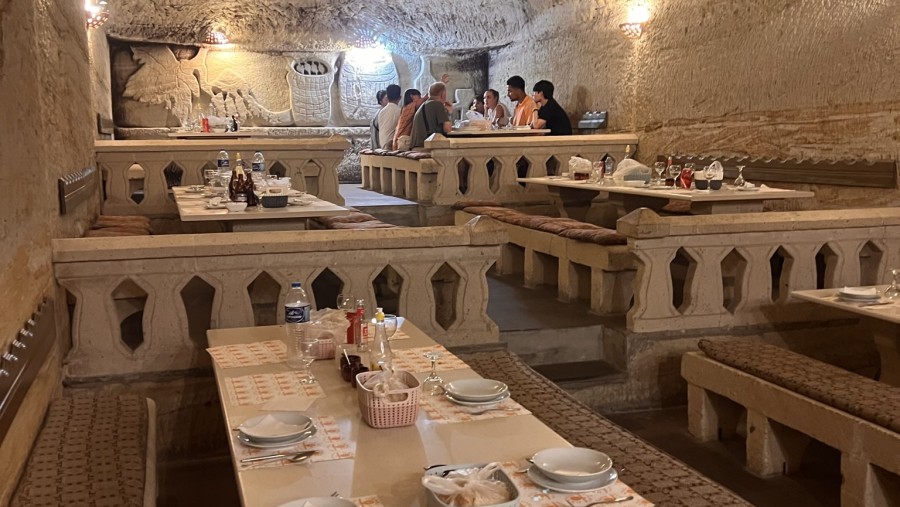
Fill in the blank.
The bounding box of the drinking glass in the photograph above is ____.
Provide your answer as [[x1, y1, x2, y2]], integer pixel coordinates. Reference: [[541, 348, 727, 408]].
[[204, 169, 217, 187], [734, 165, 746, 187], [383, 314, 398, 339], [298, 338, 318, 384], [884, 268, 900, 300], [653, 162, 666, 184], [422, 350, 444, 395], [337, 294, 356, 345], [666, 165, 681, 187]]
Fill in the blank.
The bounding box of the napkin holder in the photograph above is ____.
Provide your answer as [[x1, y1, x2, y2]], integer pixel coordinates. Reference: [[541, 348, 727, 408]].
[[357, 370, 420, 428], [424, 463, 520, 507]]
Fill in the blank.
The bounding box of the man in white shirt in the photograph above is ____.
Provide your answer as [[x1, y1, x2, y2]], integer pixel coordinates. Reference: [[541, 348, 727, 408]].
[[376, 85, 402, 150]]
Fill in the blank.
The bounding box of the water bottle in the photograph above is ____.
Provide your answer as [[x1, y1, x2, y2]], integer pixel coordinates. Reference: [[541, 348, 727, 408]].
[[252, 151, 266, 175], [217, 150, 230, 171], [284, 282, 311, 368], [369, 307, 393, 370]]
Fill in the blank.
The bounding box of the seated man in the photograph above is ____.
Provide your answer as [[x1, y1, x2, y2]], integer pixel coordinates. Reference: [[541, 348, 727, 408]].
[[530, 80, 572, 135], [506, 75, 536, 127], [410, 82, 453, 149], [376, 84, 402, 149], [369, 89, 388, 148]]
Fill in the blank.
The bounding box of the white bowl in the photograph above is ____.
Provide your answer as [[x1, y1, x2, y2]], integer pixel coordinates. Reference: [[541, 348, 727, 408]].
[[443, 378, 508, 402], [225, 202, 247, 212], [532, 447, 613, 483]]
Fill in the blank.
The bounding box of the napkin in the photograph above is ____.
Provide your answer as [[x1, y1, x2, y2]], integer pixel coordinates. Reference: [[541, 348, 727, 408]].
[[260, 396, 318, 412], [840, 286, 878, 296]]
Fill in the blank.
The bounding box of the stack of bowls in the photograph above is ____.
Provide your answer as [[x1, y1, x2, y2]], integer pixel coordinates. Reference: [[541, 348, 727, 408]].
[[443, 378, 509, 407], [527, 447, 617, 493], [236, 412, 316, 449]]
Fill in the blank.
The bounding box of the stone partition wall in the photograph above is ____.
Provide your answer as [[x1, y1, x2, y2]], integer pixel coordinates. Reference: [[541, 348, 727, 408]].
[[0, 0, 98, 502], [52, 222, 505, 380], [488, 0, 900, 210]]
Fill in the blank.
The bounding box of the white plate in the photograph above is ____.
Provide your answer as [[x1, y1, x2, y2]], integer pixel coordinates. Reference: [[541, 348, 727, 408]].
[[444, 379, 509, 402], [444, 391, 510, 407], [532, 447, 613, 483], [205, 203, 227, 209], [288, 198, 311, 206], [735, 186, 760, 192], [526, 465, 618, 493], [239, 413, 312, 441], [237, 424, 317, 449], [185, 186, 206, 193], [622, 180, 649, 188], [277, 497, 355, 507]]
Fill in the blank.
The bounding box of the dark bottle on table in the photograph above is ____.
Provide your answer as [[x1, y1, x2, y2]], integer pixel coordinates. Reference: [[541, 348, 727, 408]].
[[228, 163, 245, 201], [242, 169, 258, 206]]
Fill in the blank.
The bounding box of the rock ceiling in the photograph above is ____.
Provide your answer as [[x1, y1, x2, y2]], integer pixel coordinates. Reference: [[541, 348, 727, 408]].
[[105, 0, 548, 53]]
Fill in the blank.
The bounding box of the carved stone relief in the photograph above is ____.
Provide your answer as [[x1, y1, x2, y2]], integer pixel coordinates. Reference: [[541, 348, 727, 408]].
[[338, 49, 399, 122]]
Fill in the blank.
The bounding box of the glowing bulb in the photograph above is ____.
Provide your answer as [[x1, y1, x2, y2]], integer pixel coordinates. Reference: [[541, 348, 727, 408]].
[[626, 3, 650, 24]]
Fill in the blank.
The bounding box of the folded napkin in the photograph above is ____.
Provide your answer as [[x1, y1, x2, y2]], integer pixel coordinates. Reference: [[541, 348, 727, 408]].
[[240, 414, 310, 439], [840, 286, 878, 296], [260, 396, 318, 412]]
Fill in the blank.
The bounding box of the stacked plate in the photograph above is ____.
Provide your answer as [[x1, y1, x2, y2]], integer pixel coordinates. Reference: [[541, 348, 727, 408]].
[[443, 379, 510, 407], [236, 412, 317, 449], [527, 447, 618, 493], [837, 287, 881, 303]]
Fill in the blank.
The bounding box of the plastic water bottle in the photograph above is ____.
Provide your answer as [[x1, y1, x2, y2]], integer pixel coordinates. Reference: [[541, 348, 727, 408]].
[[284, 282, 311, 368], [217, 150, 230, 170], [252, 151, 266, 175], [369, 307, 393, 370]]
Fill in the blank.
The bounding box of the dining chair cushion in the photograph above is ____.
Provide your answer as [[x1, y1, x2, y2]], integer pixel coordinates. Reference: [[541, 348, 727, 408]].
[[698, 339, 900, 434], [558, 227, 628, 246]]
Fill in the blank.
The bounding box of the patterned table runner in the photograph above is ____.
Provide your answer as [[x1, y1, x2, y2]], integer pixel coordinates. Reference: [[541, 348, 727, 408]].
[[498, 462, 652, 507], [237, 416, 353, 469], [420, 394, 531, 424], [392, 345, 469, 373], [225, 372, 326, 406], [208, 340, 286, 368]]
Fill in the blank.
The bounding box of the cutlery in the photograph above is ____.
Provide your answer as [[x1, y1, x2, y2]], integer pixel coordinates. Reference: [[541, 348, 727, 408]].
[[240, 450, 316, 464], [466, 406, 516, 415], [567, 496, 634, 506]]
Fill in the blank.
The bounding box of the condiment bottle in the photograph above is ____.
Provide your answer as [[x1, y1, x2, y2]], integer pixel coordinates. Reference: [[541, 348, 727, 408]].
[[369, 307, 392, 371]]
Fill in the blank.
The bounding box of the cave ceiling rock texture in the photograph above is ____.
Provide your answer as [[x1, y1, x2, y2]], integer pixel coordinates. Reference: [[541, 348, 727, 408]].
[[104, 0, 537, 53]]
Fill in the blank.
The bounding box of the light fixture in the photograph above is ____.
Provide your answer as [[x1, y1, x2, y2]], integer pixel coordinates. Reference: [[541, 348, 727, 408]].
[[619, 2, 650, 39], [204, 30, 229, 45], [84, 0, 109, 29]]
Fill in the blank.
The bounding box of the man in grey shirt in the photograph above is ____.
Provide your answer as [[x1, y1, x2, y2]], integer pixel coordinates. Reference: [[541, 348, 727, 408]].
[[410, 82, 452, 149]]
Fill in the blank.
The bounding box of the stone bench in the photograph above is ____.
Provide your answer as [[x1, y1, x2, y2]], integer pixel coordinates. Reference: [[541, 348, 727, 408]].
[[85, 214, 153, 237], [11, 393, 157, 507], [454, 206, 636, 315], [359, 148, 438, 202], [455, 348, 751, 506], [683, 339, 900, 507]]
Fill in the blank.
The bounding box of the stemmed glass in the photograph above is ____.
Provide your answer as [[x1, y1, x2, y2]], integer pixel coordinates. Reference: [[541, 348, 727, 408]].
[[298, 337, 318, 384], [421, 350, 444, 395], [653, 162, 666, 185], [734, 165, 746, 187], [383, 314, 398, 339], [883, 268, 900, 300]]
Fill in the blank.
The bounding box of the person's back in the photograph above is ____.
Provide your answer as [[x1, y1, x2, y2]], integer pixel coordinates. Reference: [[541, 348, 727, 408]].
[[376, 85, 402, 149], [410, 82, 452, 149]]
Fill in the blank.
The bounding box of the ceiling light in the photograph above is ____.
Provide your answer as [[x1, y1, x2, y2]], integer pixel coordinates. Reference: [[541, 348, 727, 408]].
[[84, 0, 109, 29], [620, 2, 650, 39]]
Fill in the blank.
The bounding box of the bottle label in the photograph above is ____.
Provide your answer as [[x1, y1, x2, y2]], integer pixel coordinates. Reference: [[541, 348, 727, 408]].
[[218, 159, 229, 169], [252, 162, 264, 173], [285, 304, 310, 323]]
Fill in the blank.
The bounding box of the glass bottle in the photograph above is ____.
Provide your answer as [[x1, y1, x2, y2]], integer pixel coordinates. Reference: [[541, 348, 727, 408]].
[[369, 307, 393, 371]]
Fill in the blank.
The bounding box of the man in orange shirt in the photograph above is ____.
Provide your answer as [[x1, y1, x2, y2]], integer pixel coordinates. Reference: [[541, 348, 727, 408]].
[[506, 76, 536, 127]]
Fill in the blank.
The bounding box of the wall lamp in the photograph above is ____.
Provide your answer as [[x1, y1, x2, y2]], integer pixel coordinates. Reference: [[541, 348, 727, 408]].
[[619, 2, 650, 39], [84, 0, 109, 29], [204, 30, 230, 45]]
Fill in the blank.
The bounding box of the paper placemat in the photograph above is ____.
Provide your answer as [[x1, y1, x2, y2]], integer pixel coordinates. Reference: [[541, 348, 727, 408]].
[[208, 340, 286, 368], [352, 496, 384, 507], [237, 416, 353, 469], [498, 462, 652, 507], [420, 393, 530, 424], [225, 372, 326, 406], [391, 345, 468, 373]]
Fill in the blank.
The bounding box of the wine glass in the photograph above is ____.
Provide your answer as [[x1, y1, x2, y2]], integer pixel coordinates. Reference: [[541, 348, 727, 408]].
[[383, 314, 398, 339], [651, 162, 665, 185], [883, 268, 900, 300], [421, 350, 444, 395], [298, 338, 318, 384], [734, 165, 746, 187]]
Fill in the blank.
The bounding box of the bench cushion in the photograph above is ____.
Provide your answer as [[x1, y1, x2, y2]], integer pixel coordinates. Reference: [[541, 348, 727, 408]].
[[330, 221, 400, 229], [402, 151, 432, 160], [12, 394, 149, 507], [456, 349, 750, 507], [698, 339, 900, 434], [461, 206, 520, 220], [318, 213, 379, 225], [534, 218, 602, 234], [452, 200, 502, 210], [558, 227, 627, 245]]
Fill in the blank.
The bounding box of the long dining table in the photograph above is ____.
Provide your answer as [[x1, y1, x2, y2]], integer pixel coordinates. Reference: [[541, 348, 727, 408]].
[[208, 321, 646, 507]]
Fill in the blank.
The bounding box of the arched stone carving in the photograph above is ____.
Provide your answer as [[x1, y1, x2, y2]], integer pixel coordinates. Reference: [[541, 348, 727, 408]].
[[338, 49, 398, 122], [288, 58, 333, 125]]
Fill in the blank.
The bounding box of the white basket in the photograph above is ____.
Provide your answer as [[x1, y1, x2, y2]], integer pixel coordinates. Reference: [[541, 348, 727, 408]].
[[356, 370, 421, 428]]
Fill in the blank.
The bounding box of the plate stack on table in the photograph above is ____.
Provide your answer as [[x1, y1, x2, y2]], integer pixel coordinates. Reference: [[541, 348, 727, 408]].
[[837, 287, 882, 303], [444, 379, 510, 407], [527, 447, 618, 493], [236, 413, 317, 449]]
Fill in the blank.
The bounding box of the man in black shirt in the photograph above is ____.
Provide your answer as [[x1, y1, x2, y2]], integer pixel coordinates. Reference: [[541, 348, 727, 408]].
[[530, 80, 572, 135]]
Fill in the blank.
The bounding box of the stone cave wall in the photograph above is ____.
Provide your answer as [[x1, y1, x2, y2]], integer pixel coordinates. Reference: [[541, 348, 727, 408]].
[[489, 0, 900, 209], [0, 0, 98, 500], [108, 40, 487, 181]]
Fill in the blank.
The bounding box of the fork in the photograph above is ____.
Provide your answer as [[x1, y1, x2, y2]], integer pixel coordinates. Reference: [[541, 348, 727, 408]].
[[467, 406, 516, 415], [567, 496, 634, 506]]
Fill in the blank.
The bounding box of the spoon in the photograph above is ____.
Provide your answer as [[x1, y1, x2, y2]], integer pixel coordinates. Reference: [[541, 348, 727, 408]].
[[568, 496, 634, 506], [240, 449, 316, 464]]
